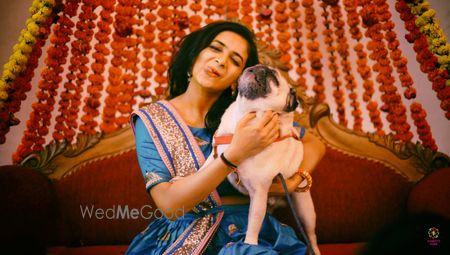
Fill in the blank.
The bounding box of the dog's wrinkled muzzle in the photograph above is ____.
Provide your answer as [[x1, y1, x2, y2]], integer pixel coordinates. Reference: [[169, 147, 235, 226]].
[[284, 88, 299, 112]]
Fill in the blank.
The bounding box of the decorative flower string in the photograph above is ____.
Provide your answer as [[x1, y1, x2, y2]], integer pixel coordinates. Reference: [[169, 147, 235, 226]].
[[378, 0, 417, 100], [379, 0, 437, 146], [114, 0, 140, 128], [289, 0, 307, 90], [153, 0, 173, 98], [330, 2, 362, 129], [225, 0, 240, 20], [410, 102, 437, 150], [0, 0, 55, 103], [409, 0, 450, 72], [255, 0, 273, 42], [0, 0, 55, 146], [320, 2, 347, 126], [211, 0, 226, 21], [189, 0, 202, 32], [101, 0, 128, 133], [137, 0, 157, 104], [303, 0, 325, 103], [343, 0, 384, 135], [240, 0, 253, 28], [54, 0, 98, 142], [80, 0, 114, 134], [13, 0, 79, 163], [360, 0, 413, 142], [396, 0, 450, 120], [204, 0, 215, 24], [172, 0, 188, 51], [275, 1, 292, 67]]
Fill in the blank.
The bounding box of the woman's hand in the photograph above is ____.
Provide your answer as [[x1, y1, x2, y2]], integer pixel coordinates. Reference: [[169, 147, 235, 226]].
[[268, 172, 303, 195], [225, 111, 280, 165]]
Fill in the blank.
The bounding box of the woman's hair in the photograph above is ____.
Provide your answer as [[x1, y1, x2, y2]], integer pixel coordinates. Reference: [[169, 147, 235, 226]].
[[167, 21, 260, 134]]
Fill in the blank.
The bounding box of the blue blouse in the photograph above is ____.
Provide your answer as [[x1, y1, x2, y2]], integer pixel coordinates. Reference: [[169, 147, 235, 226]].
[[134, 117, 305, 197]]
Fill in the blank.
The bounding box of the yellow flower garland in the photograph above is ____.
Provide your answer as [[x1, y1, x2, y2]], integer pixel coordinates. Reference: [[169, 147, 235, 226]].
[[409, 0, 450, 71], [0, 0, 55, 103]]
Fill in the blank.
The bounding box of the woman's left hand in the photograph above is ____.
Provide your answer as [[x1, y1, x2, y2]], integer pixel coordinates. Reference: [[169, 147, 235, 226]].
[[268, 172, 303, 195]]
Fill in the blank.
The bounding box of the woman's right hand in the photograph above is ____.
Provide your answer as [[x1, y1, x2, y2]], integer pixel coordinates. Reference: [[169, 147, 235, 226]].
[[224, 111, 280, 165]]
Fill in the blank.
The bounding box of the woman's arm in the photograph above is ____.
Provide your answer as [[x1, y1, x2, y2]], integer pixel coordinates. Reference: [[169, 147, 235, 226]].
[[269, 130, 326, 195], [150, 111, 280, 220]]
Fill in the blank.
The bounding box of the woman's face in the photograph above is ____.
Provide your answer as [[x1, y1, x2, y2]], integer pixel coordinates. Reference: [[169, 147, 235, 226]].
[[190, 31, 249, 94]]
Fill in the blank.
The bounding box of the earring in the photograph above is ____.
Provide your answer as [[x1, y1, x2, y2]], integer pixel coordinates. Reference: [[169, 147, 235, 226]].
[[187, 72, 192, 82], [231, 82, 237, 96]]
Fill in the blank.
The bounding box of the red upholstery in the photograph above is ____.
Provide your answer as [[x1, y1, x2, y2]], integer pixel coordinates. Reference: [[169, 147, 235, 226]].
[[52, 150, 153, 246], [273, 146, 413, 243], [408, 167, 450, 219], [2, 145, 448, 254]]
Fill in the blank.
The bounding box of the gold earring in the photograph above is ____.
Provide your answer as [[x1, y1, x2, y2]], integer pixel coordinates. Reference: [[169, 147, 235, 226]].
[[231, 83, 237, 96]]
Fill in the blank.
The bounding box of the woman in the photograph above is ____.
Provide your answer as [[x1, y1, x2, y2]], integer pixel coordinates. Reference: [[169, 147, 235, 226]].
[[127, 21, 324, 255]]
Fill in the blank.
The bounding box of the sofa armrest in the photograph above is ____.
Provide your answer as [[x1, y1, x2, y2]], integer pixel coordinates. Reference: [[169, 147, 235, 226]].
[[408, 167, 450, 219], [0, 165, 58, 252]]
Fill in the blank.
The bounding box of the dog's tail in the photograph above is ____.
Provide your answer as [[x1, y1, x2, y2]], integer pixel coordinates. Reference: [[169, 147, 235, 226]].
[[278, 173, 316, 255]]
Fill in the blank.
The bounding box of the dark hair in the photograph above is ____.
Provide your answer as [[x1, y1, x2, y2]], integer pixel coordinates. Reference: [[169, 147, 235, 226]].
[[167, 21, 259, 134]]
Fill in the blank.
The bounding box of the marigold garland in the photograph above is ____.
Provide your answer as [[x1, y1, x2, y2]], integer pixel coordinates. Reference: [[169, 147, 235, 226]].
[[153, 0, 173, 98], [410, 102, 437, 151], [0, 0, 55, 146], [275, 1, 291, 67], [343, 0, 384, 135], [396, 0, 450, 120], [408, 0, 450, 72], [240, 0, 253, 28], [290, 0, 307, 90], [255, 0, 273, 42], [54, 0, 98, 142], [6, 0, 449, 164], [189, 0, 202, 32], [13, 0, 79, 163], [321, 2, 347, 126], [330, 3, 362, 129], [303, 0, 325, 103], [80, 0, 114, 134], [115, 0, 140, 128], [360, 0, 413, 142], [225, 0, 239, 20], [137, 0, 157, 104]]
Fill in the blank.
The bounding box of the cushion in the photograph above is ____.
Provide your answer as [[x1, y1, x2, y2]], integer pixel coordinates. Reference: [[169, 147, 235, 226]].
[[53, 150, 155, 245], [408, 167, 450, 219]]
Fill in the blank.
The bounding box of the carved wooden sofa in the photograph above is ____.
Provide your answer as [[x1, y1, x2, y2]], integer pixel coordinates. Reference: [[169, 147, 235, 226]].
[[1, 42, 449, 255]]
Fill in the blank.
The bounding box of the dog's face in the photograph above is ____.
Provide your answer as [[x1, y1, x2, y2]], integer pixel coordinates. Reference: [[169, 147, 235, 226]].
[[236, 64, 298, 113]]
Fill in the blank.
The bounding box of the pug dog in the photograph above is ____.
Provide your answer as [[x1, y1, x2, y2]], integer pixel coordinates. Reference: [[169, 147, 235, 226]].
[[211, 64, 304, 245]]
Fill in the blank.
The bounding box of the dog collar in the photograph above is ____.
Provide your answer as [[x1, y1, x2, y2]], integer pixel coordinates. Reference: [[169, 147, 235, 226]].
[[212, 132, 300, 159]]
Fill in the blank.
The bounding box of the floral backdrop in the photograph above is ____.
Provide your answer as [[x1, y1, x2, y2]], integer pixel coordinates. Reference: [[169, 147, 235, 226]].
[[0, 0, 449, 163]]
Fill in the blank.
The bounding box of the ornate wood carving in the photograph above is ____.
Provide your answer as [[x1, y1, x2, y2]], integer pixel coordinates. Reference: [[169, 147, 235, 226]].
[[20, 128, 134, 179], [308, 103, 449, 182]]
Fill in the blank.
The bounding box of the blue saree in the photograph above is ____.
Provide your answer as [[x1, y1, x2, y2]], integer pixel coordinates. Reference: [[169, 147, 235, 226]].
[[126, 100, 306, 255]]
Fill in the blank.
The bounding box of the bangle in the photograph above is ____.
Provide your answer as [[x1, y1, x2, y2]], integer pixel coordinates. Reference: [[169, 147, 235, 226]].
[[294, 169, 313, 192], [220, 152, 238, 171]]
